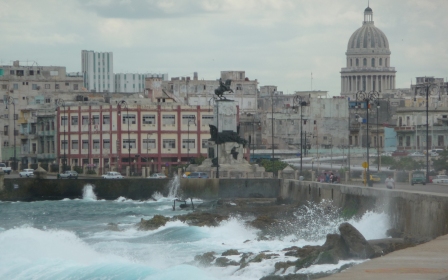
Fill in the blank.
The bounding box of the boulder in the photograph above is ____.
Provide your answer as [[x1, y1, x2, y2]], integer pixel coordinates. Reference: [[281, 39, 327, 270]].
[[175, 212, 228, 227], [339, 222, 374, 259], [215, 257, 239, 267], [194, 251, 216, 266], [138, 215, 170, 230], [222, 249, 239, 256]]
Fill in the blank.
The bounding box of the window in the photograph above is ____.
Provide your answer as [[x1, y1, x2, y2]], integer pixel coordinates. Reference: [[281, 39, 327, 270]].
[[1, 84, 7, 90], [82, 116, 89, 125], [183, 139, 195, 149], [13, 84, 18, 90], [14, 114, 18, 120], [123, 139, 136, 149], [182, 115, 195, 124], [3, 141, 9, 147], [32, 84, 38, 90], [16, 70, 24, 76], [72, 140, 79, 150], [93, 139, 100, 149], [14, 129, 18, 136], [103, 139, 110, 149], [55, 84, 60, 90], [202, 139, 208, 148], [406, 136, 410, 147], [3, 125, 8, 135], [438, 135, 444, 147], [163, 139, 175, 149], [398, 136, 403, 147], [82, 140, 89, 149], [73, 84, 79, 90], [71, 116, 78, 125], [29, 70, 34, 75], [142, 114, 155, 124], [363, 58, 367, 66], [92, 115, 100, 125], [10, 70, 15, 75], [371, 58, 375, 67], [143, 139, 156, 149], [162, 115, 175, 125], [202, 115, 213, 125], [103, 115, 110, 125], [236, 84, 242, 90], [65, 82, 69, 86], [122, 114, 136, 124], [356, 58, 359, 66], [379, 58, 382, 66], [61, 140, 68, 149], [61, 116, 68, 126], [45, 84, 50, 89]]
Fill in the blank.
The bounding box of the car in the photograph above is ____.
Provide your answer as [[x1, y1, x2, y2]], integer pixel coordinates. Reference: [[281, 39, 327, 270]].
[[380, 152, 392, 157], [102, 171, 124, 179], [409, 152, 425, 157], [187, 172, 209, 179], [432, 175, 448, 184], [58, 170, 78, 179], [0, 163, 12, 174], [147, 173, 167, 179], [392, 150, 408, 157], [363, 174, 381, 185], [411, 171, 426, 185], [430, 152, 439, 157], [19, 169, 34, 177]]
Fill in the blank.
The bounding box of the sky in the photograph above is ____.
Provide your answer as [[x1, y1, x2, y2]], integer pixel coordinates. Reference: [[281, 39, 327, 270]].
[[1, 0, 447, 96]]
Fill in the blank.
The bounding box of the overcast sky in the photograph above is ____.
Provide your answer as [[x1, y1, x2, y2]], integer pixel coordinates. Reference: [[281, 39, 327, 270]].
[[1, 0, 447, 96]]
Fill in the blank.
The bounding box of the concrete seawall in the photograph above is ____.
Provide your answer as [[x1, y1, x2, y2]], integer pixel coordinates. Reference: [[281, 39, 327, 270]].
[[281, 180, 448, 240]]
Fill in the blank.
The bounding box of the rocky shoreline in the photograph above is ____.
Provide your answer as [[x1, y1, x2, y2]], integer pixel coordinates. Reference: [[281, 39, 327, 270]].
[[135, 198, 420, 279]]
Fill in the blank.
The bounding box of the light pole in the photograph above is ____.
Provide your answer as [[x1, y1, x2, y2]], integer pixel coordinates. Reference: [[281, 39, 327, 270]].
[[5, 96, 16, 171], [376, 100, 380, 172], [187, 116, 196, 162], [356, 90, 379, 186], [216, 98, 220, 178], [56, 99, 67, 172], [293, 95, 307, 173], [270, 91, 276, 161], [414, 78, 439, 183], [118, 100, 131, 175]]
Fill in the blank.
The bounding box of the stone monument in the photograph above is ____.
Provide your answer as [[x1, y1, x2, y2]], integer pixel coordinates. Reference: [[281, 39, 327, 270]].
[[188, 79, 265, 175]]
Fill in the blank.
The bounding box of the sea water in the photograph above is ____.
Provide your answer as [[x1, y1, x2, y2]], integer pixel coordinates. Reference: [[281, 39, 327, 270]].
[[0, 180, 390, 280]]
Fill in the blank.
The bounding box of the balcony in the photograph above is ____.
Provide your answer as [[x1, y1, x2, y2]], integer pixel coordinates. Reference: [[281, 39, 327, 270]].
[[394, 126, 415, 132]]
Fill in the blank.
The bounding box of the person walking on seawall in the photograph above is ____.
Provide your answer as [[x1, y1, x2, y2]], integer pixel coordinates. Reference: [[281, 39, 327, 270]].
[[325, 173, 330, 183], [385, 175, 395, 189]]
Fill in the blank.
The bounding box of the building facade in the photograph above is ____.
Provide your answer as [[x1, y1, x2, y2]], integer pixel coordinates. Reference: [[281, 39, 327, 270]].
[[115, 73, 168, 93], [81, 50, 114, 93]]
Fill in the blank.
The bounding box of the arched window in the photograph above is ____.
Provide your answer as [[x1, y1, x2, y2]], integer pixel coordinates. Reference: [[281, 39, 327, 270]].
[[398, 117, 402, 127], [356, 58, 359, 66], [363, 58, 367, 66], [385, 58, 388, 67], [379, 58, 382, 66], [371, 58, 375, 67], [350, 59, 352, 67]]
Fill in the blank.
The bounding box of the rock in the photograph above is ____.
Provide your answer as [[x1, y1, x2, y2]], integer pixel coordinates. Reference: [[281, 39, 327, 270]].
[[247, 215, 278, 231], [368, 238, 416, 257], [321, 233, 349, 261], [138, 215, 170, 230], [175, 212, 228, 227], [194, 251, 216, 266], [283, 245, 320, 258], [386, 228, 403, 238], [339, 222, 374, 259], [222, 249, 239, 256], [215, 257, 239, 267], [106, 223, 122, 231], [273, 260, 297, 274]]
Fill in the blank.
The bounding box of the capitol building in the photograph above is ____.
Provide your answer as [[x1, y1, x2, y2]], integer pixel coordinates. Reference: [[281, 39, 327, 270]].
[[340, 5, 396, 98]]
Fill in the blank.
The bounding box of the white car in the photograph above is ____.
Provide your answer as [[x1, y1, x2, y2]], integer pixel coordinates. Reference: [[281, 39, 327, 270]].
[[381, 152, 392, 156], [430, 152, 439, 157], [19, 169, 34, 177], [102, 172, 124, 179], [147, 173, 167, 179], [432, 175, 448, 184], [409, 152, 425, 157]]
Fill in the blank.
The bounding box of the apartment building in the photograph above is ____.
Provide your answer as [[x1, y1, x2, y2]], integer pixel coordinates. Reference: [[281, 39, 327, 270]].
[[81, 50, 114, 92], [115, 73, 168, 93]]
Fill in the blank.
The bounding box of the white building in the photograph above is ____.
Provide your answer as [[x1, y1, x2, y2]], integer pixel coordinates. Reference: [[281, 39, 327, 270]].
[[115, 73, 168, 93], [340, 5, 396, 98], [81, 50, 114, 93]]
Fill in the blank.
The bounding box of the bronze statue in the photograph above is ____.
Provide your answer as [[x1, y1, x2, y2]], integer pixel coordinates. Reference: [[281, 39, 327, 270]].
[[209, 124, 248, 146], [214, 78, 233, 99]]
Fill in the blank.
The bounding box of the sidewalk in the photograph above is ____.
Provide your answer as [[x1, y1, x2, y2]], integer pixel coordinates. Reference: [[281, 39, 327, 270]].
[[323, 234, 448, 279]]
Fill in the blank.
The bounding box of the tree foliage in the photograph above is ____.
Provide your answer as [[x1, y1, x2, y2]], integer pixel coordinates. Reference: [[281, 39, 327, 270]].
[[260, 159, 288, 173], [432, 150, 448, 172], [390, 157, 424, 171], [372, 156, 395, 166]]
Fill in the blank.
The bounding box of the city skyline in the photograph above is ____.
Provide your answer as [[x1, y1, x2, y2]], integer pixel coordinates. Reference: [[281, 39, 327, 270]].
[[1, 0, 447, 95]]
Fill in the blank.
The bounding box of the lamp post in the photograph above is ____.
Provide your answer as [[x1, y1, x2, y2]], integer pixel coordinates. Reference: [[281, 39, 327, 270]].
[[293, 95, 307, 173], [376, 100, 380, 172], [414, 78, 439, 183], [270, 91, 277, 161], [216, 98, 219, 178], [56, 99, 67, 172], [118, 100, 131, 175], [356, 90, 379, 186], [5, 96, 16, 171], [187, 116, 196, 162]]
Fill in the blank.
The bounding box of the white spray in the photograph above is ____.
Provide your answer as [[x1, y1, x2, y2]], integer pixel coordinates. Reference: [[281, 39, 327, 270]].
[[82, 184, 97, 201]]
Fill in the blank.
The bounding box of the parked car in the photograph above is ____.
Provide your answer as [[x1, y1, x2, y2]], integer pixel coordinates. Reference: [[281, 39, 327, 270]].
[[392, 150, 408, 157], [411, 171, 426, 185], [147, 173, 167, 179], [0, 163, 11, 174], [409, 152, 425, 157], [430, 152, 439, 157], [431, 149, 444, 154], [363, 174, 381, 185], [188, 172, 209, 179], [380, 152, 392, 157], [58, 170, 78, 179], [102, 172, 124, 179], [432, 175, 448, 184], [19, 169, 34, 177]]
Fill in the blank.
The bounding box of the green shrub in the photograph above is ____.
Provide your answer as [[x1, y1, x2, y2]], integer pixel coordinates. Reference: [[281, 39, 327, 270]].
[[73, 166, 83, 174], [86, 169, 97, 175]]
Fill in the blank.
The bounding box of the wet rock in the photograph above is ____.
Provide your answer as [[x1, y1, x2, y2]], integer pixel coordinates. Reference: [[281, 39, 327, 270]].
[[106, 223, 122, 231], [321, 233, 349, 261], [197, 200, 219, 209], [175, 212, 228, 227], [386, 228, 403, 238], [283, 245, 320, 258], [194, 251, 216, 266], [222, 249, 239, 256], [368, 238, 416, 257], [138, 215, 170, 230], [249, 252, 278, 263], [214, 257, 239, 267], [273, 260, 297, 274], [247, 215, 278, 231], [339, 222, 374, 259]]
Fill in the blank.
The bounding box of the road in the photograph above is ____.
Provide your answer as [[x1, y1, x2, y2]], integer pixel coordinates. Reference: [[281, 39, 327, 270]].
[[346, 181, 448, 195]]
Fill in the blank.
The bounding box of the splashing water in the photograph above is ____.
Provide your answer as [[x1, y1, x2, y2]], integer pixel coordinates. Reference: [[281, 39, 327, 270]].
[[82, 184, 97, 201], [167, 175, 181, 198]]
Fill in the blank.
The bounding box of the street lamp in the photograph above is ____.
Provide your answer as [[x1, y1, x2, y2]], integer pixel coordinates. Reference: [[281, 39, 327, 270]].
[[376, 100, 381, 172], [356, 90, 379, 187], [5, 96, 16, 171], [270, 91, 277, 161], [187, 116, 196, 162], [56, 99, 67, 172], [414, 78, 439, 183], [118, 100, 131, 175], [293, 95, 307, 173]]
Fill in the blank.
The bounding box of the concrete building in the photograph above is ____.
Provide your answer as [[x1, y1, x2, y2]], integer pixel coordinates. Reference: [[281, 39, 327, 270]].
[[341, 5, 396, 98], [115, 73, 168, 93], [81, 50, 114, 93]]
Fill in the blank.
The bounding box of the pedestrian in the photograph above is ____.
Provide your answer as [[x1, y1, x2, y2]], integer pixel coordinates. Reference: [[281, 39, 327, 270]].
[[325, 173, 330, 183], [385, 175, 395, 189], [330, 172, 334, 183]]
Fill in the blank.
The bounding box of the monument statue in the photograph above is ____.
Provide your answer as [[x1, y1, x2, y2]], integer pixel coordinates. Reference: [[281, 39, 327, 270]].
[[214, 78, 233, 99], [209, 124, 248, 146]]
